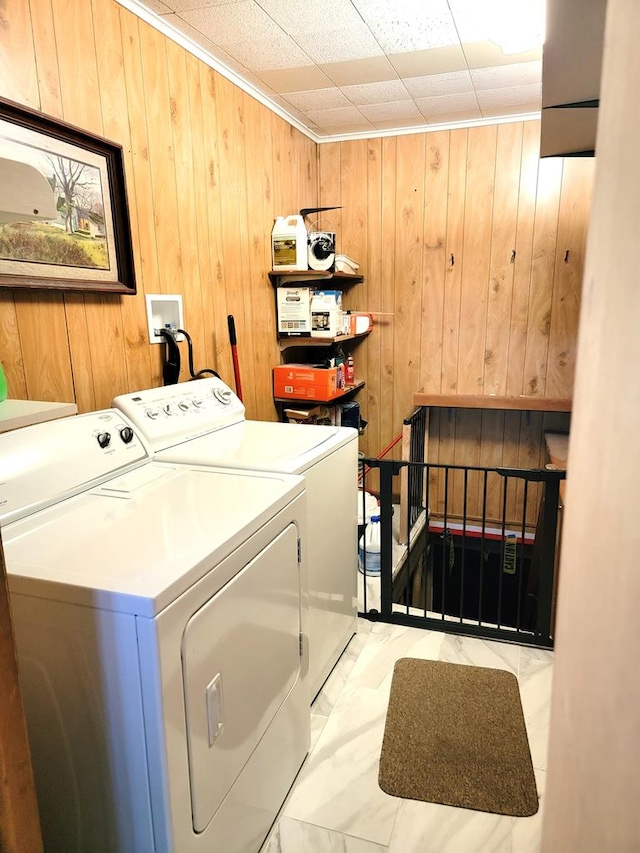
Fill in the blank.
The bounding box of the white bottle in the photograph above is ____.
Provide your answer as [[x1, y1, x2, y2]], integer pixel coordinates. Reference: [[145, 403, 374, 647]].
[[359, 514, 381, 574], [271, 215, 308, 271]]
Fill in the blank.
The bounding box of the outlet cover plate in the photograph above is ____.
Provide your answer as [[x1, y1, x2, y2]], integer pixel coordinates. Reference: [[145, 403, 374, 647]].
[[146, 294, 184, 344]]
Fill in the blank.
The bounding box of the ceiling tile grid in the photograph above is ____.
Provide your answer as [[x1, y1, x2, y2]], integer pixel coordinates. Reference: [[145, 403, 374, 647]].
[[128, 0, 543, 139]]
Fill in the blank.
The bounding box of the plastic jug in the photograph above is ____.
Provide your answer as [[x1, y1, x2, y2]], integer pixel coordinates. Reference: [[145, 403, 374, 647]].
[[359, 514, 381, 575], [271, 215, 308, 271]]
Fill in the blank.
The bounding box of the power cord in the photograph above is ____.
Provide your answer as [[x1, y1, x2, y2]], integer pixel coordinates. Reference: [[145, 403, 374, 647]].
[[157, 326, 221, 385], [176, 328, 221, 380]]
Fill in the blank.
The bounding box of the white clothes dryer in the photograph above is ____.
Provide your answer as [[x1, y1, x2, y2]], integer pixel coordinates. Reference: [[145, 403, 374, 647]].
[[0, 410, 309, 853], [114, 378, 358, 699]]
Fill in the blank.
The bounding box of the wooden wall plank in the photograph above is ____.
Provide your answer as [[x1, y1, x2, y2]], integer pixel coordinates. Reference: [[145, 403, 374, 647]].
[[363, 138, 383, 456], [185, 55, 216, 378], [199, 66, 233, 384], [484, 122, 522, 395], [0, 294, 26, 399], [0, 0, 39, 107], [379, 136, 397, 458], [166, 39, 208, 386], [457, 125, 497, 395], [506, 120, 541, 396], [15, 292, 74, 402], [546, 158, 596, 397], [29, 0, 62, 116], [93, 0, 152, 396], [522, 158, 563, 396], [392, 133, 425, 435], [420, 130, 449, 395], [441, 128, 467, 393], [215, 75, 253, 411], [243, 92, 279, 420]]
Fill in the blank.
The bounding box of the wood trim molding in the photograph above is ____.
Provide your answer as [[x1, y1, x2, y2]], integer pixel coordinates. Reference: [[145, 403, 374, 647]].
[[413, 393, 572, 412]]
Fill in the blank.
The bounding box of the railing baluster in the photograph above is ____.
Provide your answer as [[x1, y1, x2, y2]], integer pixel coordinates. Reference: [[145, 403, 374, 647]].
[[516, 480, 529, 633], [479, 471, 488, 626], [441, 466, 449, 621], [460, 469, 468, 624]]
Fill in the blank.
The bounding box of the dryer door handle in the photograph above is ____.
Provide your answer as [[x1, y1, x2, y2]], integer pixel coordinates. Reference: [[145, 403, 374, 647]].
[[205, 673, 224, 746]]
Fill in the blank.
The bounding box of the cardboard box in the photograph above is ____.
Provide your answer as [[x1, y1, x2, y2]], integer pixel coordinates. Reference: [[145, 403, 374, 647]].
[[284, 405, 337, 425], [273, 364, 339, 401], [276, 286, 313, 337]]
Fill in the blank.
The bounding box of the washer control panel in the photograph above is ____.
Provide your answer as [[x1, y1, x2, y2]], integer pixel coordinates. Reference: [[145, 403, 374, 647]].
[[113, 377, 245, 451]]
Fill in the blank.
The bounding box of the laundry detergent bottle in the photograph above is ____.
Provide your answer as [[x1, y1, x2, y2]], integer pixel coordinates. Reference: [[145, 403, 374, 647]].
[[271, 215, 308, 271]]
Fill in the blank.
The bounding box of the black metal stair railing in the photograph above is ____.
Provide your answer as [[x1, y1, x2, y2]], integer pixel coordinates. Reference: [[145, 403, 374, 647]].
[[358, 458, 564, 649]]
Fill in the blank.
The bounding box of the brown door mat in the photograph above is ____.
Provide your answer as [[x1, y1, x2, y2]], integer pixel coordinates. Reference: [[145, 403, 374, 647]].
[[378, 658, 538, 817]]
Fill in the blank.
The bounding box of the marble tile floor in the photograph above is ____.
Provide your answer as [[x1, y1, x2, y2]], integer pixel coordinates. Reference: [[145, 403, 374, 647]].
[[261, 619, 553, 853]]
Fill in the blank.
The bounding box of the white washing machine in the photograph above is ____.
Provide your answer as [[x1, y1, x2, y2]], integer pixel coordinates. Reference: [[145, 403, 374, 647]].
[[113, 378, 358, 699], [0, 410, 309, 853]]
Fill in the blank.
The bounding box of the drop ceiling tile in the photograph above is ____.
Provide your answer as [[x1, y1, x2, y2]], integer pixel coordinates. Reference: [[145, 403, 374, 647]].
[[352, 0, 458, 52], [340, 79, 410, 106], [421, 107, 483, 125], [164, 0, 244, 11], [388, 45, 468, 78], [160, 12, 220, 51], [145, 0, 172, 13], [305, 106, 368, 127], [280, 88, 350, 112], [269, 96, 320, 126], [292, 28, 385, 64], [480, 102, 540, 119], [475, 83, 541, 109], [318, 56, 399, 87], [415, 91, 479, 117], [257, 65, 333, 93], [462, 40, 542, 69], [403, 69, 473, 98], [359, 100, 423, 122], [315, 121, 376, 136], [180, 1, 284, 44], [221, 34, 311, 71], [371, 117, 429, 130], [256, 0, 371, 36], [470, 60, 542, 91]]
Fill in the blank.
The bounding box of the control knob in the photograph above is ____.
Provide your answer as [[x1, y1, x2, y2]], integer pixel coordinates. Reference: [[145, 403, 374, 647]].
[[213, 388, 233, 405], [119, 426, 134, 444], [97, 432, 111, 449], [178, 401, 190, 412], [145, 408, 159, 420], [163, 403, 175, 416]]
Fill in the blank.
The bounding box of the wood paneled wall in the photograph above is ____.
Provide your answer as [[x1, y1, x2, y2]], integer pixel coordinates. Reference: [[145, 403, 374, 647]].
[[0, 1, 594, 461], [0, 0, 317, 420], [319, 124, 594, 464]]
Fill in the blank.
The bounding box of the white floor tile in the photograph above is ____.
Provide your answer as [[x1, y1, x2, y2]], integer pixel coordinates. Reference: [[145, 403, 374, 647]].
[[388, 799, 513, 853], [261, 817, 388, 852], [271, 622, 551, 853], [284, 684, 401, 845]]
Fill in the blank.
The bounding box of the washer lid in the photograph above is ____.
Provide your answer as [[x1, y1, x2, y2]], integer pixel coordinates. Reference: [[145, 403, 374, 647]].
[[3, 463, 304, 616], [159, 420, 355, 474]]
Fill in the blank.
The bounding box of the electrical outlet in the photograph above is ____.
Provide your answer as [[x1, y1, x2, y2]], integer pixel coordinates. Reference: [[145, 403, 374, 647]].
[[145, 294, 184, 344]]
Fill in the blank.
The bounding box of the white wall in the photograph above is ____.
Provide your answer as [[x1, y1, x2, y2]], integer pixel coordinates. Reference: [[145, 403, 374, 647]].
[[542, 0, 640, 848]]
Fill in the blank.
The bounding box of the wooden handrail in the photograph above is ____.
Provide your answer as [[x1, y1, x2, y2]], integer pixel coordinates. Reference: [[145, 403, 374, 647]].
[[412, 393, 572, 412]]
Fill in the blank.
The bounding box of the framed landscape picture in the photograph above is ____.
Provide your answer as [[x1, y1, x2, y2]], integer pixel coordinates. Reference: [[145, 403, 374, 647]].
[[0, 97, 136, 294]]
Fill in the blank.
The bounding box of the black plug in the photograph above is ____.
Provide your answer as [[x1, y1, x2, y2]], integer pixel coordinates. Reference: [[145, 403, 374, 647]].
[[158, 328, 181, 385]]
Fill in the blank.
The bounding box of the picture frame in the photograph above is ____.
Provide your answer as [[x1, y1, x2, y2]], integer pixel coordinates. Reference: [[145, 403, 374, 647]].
[[0, 96, 136, 294]]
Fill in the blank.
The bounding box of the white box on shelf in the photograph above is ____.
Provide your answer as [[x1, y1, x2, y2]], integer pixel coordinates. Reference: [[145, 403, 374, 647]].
[[277, 286, 313, 337]]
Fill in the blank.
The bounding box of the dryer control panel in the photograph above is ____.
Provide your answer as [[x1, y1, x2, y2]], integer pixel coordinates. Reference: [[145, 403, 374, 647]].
[[0, 409, 148, 524], [113, 377, 246, 452]]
